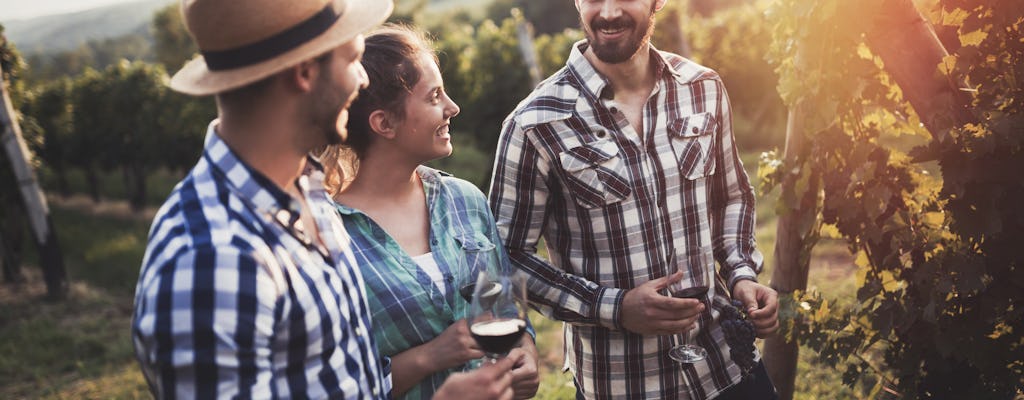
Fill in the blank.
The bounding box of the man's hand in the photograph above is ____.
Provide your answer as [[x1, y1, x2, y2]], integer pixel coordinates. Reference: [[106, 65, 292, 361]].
[[507, 338, 539, 399], [433, 356, 515, 400], [620, 271, 705, 335], [732, 280, 779, 338], [428, 319, 485, 370]]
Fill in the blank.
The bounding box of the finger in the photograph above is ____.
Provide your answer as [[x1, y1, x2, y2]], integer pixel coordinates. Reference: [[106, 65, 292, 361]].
[[649, 315, 701, 335], [653, 296, 703, 311], [756, 319, 779, 337], [466, 349, 486, 360], [748, 304, 777, 321], [749, 317, 770, 331], [754, 289, 779, 315], [661, 270, 685, 286], [644, 272, 674, 291]]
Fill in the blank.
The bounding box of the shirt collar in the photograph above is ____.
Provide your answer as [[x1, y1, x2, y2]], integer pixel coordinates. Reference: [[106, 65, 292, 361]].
[[202, 120, 309, 228], [566, 40, 687, 100], [333, 166, 444, 217]]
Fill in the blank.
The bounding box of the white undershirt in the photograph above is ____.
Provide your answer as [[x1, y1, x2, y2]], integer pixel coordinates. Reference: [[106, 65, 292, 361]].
[[411, 252, 446, 296]]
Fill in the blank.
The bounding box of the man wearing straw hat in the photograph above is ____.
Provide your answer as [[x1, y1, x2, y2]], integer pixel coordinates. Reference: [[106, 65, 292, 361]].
[[131, 0, 515, 398]]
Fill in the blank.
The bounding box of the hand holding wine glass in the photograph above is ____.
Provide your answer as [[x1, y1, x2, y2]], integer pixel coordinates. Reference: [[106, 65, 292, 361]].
[[467, 270, 528, 362], [666, 248, 710, 364]]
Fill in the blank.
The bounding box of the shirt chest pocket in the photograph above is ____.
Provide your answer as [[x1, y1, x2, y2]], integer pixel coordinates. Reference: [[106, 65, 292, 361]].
[[558, 138, 632, 209], [454, 231, 499, 277], [669, 112, 718, 180]]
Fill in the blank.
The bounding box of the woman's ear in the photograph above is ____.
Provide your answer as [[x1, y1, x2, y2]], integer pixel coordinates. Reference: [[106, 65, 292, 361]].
[[368, 109, 397, 140]]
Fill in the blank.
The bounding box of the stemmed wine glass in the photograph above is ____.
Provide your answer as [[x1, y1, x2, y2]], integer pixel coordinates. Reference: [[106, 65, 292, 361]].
[[667, 248, 709, 364], [456, 246, 500, 370], [457, 246, 500, 304], [466, 269, 528, 363]]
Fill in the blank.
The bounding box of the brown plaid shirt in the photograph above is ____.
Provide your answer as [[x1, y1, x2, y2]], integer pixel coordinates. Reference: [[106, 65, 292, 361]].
[[488, 41, 763, 399]]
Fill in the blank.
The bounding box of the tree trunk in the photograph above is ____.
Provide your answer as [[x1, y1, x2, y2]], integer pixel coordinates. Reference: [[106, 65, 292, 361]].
[[130, 164, 147, 211], [762, 102, 819, 400], [56, 167, 71, 198], [0, 64, 67, 298], [865, 0, 975, 141], [662, 7, 692, 58], [515, 18, 542, 88], [85, 166, 101, 203], [0, 212, 26, 284]]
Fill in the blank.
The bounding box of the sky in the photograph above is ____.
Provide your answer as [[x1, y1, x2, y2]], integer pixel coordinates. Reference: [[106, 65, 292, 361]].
[[1, 0, 140, 21]]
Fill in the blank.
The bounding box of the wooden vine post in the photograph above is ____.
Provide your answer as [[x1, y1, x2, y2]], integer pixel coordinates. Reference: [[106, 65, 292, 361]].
[[0, 63, 67, 299]]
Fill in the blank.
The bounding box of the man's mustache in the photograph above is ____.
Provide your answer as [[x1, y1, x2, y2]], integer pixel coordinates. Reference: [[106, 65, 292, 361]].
[[591, 16, 635, 32]]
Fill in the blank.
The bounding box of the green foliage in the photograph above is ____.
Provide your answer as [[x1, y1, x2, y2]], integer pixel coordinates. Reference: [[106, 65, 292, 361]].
[[765, 0, 1024, 397], [151, 3, 196, 72], [677, 1, 787, 149], [430, 12, 580, 165], [1, 24, 25, 86], [487, 0, 578, 35], [25, 33, 153, 83]]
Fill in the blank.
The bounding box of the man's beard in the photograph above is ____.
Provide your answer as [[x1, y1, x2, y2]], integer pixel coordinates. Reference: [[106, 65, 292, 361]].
[[582, 6, 656, 64], [313, 77, 356, 147]]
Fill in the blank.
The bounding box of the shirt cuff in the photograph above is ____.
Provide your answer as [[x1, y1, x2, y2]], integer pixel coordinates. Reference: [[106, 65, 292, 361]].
[[728, 265, 758, 294], [595, 286, 625, 330]]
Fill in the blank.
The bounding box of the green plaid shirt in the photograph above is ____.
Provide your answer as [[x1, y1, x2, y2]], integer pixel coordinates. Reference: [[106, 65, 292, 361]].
[[334, 166, 532, 400]]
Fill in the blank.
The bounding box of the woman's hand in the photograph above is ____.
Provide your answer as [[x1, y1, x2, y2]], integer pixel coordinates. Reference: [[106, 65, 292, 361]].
[[428, 319, 486, 369]]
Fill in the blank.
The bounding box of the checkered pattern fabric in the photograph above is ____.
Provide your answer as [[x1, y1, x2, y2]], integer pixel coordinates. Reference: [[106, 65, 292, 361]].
[[488, 41, 764, 399], [132, 122, 389, 399]]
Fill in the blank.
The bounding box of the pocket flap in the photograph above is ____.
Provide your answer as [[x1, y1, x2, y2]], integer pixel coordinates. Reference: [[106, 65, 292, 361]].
[[559, 139, 620, 173], [670, 112, 717, 138], [454, 232, 496, 252]]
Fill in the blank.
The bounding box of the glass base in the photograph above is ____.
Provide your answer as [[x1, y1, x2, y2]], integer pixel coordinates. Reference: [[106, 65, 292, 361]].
[[669, 345, 707, 363]]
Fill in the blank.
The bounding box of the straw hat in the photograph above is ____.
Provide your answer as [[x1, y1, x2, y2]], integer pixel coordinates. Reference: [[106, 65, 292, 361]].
[[170, 0, 393, 96]]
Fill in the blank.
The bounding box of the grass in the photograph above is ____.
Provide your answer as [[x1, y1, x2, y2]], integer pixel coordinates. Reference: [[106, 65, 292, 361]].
[[1, 150, 868, 399], [0, 206, 151, 399]]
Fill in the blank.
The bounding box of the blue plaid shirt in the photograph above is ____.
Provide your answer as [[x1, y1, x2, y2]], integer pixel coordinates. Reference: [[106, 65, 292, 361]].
[[132, 121, 390, 399]]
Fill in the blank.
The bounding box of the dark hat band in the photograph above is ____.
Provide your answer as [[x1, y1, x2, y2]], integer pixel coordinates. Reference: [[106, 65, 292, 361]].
[[202, 3, 340, 71]]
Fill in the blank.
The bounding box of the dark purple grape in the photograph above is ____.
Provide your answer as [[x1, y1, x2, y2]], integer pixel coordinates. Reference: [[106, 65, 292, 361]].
[[720, 300, 757, 380]]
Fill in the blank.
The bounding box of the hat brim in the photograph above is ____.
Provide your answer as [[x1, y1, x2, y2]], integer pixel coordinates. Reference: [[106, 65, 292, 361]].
[[170, 0, 393, 96]]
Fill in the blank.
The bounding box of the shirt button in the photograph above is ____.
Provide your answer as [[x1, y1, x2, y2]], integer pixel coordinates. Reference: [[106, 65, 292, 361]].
[[610, 106, 618, 114], [355, 326, 364, 337], [692, 126, 700, 134], [595, 129, 607, 138]]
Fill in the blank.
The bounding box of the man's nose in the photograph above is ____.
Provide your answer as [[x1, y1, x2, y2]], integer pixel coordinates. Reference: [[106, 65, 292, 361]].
[[599, 0, 622, 20]]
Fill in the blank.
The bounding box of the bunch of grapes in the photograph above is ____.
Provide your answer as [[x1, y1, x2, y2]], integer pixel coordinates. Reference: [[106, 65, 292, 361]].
[[720, 299, 757, 380]]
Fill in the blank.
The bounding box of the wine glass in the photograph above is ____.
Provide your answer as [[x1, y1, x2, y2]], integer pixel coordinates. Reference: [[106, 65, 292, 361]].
[[456, 246, 500, 370], [666, 248, 709, 364], [467, 270, 528, 363], [457, 246, 500, 305]]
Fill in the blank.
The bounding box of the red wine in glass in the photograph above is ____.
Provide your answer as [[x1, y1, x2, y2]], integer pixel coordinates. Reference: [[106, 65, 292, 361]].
[[459, 280, 501, 302], [671, 286, 709, 299], [469, 318, 526, 356]]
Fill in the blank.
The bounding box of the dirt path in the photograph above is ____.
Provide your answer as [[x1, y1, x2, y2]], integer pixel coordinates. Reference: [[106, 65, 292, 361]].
[[46, 194, 160, 222]]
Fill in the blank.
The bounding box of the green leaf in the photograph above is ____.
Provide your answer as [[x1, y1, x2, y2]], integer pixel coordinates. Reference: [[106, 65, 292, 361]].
[[959, 29, 988, 47]]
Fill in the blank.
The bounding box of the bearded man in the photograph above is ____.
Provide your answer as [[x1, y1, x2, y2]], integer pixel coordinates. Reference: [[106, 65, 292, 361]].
[[488, 0, 780, 398]]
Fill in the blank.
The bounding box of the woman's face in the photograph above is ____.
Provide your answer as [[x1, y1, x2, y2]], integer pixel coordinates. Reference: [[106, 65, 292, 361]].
[[390, 52, 460, 163]]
